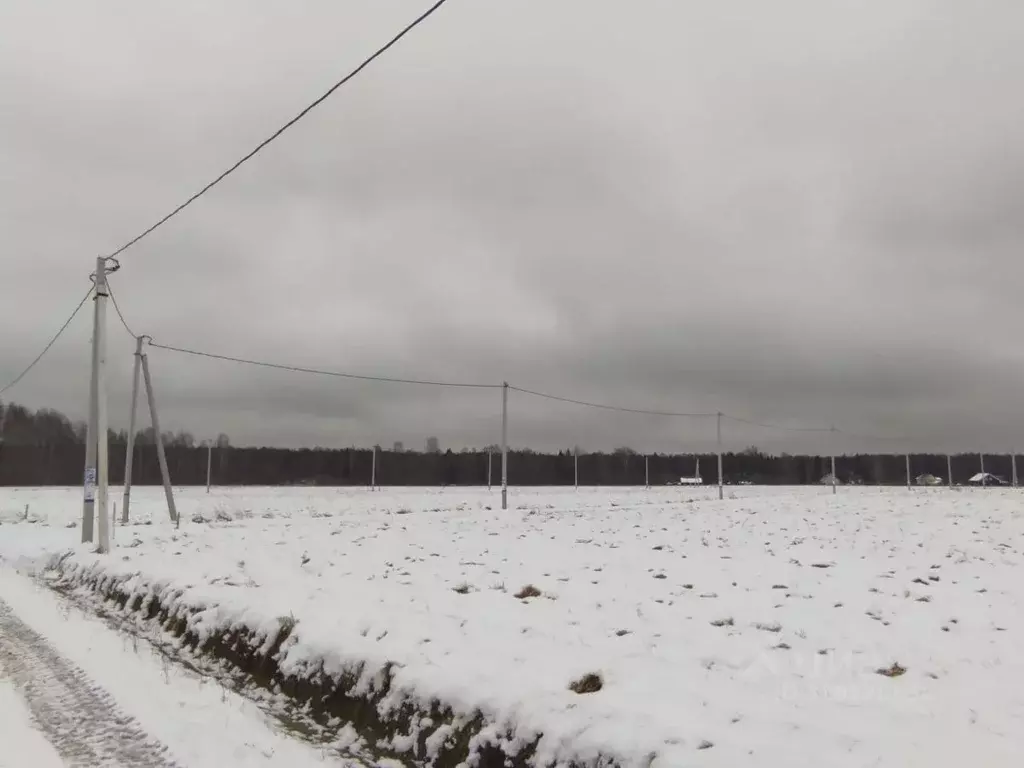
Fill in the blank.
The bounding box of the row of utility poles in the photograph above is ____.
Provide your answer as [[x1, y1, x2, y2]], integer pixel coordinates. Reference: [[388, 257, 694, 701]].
[[78, 258, 1019, 554]]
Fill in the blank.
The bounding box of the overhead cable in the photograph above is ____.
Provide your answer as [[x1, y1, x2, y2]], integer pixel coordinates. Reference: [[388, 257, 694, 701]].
[[104, 0, 453, 262], [0, 286, 93, 396], [149, 342, 501, 389], [508, 385, 713, 418], [106, 279, 137, 338], [721, 413, 834, 433]]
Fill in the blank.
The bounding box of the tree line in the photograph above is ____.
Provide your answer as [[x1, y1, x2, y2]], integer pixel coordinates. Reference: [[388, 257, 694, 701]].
[[0, 400, 1011, 487]]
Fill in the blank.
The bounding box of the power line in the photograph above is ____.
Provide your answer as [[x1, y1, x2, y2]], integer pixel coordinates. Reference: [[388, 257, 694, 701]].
[[106, 279, 137, 338], [835, 427, 913, 443], [722, 413, 834, 434], [509, 385, 713, 418], [149, 341, 501, 389], [105, 0, 453, 262], [139, 342, 909, 438], [722, 413, 912, 443], [0, 286, 93, 397]]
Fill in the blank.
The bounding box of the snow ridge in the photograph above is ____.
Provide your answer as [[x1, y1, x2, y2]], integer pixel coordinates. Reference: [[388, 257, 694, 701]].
[[48, 556, 629, 768]]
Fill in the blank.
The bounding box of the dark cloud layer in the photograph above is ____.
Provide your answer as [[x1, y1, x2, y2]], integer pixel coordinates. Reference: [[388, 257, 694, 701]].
[[3, 1, 1024, 454]]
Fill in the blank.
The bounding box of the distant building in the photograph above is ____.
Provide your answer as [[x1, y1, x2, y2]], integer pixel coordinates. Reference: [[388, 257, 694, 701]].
[[968, 472, 1006, 486], [672, 458, 703, 485], [393, 441, 404, 453], [426, 436, 440, 454]]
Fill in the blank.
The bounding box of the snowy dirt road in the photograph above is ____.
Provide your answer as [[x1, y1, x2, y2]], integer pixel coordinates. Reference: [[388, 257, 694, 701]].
[[0, 597, 177, 767], [0, 569, 339, 768]]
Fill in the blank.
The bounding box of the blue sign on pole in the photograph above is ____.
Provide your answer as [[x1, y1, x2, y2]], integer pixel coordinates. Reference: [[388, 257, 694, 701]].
[[84, 467, 97, 501]]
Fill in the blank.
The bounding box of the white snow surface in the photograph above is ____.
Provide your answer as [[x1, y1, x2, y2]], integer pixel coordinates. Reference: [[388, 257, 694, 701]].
[[0, 672, 63, 768], [2, 484, 1024, 766]]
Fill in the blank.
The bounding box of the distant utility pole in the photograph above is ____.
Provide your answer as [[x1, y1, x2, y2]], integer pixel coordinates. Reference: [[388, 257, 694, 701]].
[[830, 426, 837, 496], [574, 446, 579, 490], [82, 256, 113, 553], [644, 454, 649, 489], [947, 454, 953, 489], [905, 454, 911, 490], [980, 452, 986, 485], [206, 441, 213, 493], [1013, 453, 1018, 489], [370, 445, 377, 490], [716, 412, 724, 500], [487, 450, 492, 491], [501, 382, 508, 511]]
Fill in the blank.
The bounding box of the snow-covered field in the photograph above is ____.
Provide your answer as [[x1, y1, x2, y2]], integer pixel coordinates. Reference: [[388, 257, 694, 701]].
[[2, 484, 1024, 766]]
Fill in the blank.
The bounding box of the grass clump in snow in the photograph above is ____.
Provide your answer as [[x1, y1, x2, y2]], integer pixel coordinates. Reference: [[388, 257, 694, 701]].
[[452, 582, 473, 595], [515, 584, 542, 600], [568, 673, 603, 694], [876, 662, 907, 678], [710, 617, 734, 627]]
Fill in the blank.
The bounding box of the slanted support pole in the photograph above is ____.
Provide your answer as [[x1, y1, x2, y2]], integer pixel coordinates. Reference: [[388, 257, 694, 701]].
[[141, 346, 178, 527], [122, 335, 143, 523]]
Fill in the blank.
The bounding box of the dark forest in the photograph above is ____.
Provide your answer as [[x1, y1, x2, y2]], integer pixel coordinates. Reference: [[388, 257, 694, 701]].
[[0, 401, 1009, 487]]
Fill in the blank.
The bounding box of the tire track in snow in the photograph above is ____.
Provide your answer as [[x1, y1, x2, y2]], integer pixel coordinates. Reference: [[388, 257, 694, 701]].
[[0, 598, 178, 767]]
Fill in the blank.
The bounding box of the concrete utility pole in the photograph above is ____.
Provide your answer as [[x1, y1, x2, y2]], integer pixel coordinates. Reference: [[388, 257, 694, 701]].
[[487, 450, 492, 491], [979, 452, 986, 485], [370, 445, 377, 490], [1013, 453, 1018, 489], [141, 349, 178, 527], [122, 335, 143, 524], [716, 412, 724, 500], [206, 441, 213, 493], [574, 446, 579, 490], [81, 257, 112, 552], [645, 454, 650, 489], [830, 426, 837, 496], [905, 454, 911, 490], [947, 454, 953, 489], [501, 382, 508, 511]]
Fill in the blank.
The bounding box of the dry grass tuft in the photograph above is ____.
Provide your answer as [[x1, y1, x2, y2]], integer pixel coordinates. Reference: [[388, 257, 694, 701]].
[[515, 584, 542, 600], [568, 673, 603, 694], [876, 662, 907, 678]]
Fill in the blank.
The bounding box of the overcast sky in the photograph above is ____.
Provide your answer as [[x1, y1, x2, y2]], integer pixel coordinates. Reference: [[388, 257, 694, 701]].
[[2, 0, 1023, 454]]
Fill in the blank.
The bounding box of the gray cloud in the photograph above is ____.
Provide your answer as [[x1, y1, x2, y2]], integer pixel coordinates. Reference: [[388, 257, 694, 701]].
[[3, 0, 1024, 455]]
